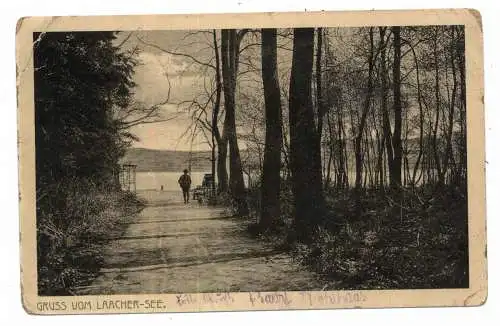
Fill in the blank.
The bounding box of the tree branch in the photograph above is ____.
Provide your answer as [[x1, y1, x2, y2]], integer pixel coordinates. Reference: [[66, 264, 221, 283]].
[[136, 35, 217, 70]]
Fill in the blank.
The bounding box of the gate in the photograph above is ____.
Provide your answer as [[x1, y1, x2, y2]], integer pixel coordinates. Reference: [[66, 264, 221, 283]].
[[119, 164, 137, 193]]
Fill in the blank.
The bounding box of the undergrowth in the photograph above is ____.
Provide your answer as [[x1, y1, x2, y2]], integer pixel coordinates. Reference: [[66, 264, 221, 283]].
[[247, 183, 468, 289], [36, 180, 145, 295]]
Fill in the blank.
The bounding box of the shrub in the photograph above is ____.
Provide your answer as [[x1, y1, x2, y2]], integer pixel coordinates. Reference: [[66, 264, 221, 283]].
[[37, 179, 144, 295], [291, 185, 469, 289]]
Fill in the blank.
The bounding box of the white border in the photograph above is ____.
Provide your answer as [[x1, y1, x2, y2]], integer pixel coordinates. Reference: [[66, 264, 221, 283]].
[[2, 0, 499, 325]]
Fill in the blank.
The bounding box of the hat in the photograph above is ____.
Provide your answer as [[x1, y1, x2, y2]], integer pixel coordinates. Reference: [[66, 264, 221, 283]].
[[183, 169, 189, 173]]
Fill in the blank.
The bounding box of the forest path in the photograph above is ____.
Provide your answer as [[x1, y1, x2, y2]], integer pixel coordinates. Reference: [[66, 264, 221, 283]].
[[75, 190, 323, 294]]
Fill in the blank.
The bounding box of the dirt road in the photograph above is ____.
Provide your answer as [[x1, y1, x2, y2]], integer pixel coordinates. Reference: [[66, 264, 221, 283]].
[[75, 190, 323, 294]]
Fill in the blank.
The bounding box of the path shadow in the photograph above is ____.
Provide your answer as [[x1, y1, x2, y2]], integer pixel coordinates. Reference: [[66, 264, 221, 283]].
[[105, 232, 208, 241], [102, 247, 171, 270], [121, 215, 241, 225], [102, 248, 285, 271]]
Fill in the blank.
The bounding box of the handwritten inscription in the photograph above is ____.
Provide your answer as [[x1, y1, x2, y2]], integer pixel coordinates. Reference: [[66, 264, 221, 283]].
[[176, 292, 235, 306], [301, 291, 367, 306], [249, 292, 292, 306]]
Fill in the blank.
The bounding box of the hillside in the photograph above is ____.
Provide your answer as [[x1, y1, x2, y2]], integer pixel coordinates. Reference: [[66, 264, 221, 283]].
[[121, 138, 432, 173], [120, 148, 213, 172]]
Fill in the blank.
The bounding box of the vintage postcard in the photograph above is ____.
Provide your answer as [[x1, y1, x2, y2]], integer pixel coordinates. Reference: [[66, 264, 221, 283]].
[[17, 9, 487, 314]]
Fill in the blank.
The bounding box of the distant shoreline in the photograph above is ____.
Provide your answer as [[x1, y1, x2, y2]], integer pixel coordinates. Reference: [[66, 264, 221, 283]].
[[134, 169, 213, 173], [120, 148, 214, 172]]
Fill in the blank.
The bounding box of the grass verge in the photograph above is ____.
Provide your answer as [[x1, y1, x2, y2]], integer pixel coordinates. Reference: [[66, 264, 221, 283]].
[[247, 184, 469, 289], [36, 181, 146, 296]]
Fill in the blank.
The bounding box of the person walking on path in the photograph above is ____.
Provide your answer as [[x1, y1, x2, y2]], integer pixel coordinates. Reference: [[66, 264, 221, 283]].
[[178, 169, 192, 204]]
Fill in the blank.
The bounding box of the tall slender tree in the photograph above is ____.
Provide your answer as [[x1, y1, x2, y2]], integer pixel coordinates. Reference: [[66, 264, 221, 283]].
[[456, 26, 467, 184], [316, 27, 325, 141], [212, 29, 224, 196], [221, 29, 248, 215], [354, 27, 375, 196], [391, 26, 403, 187], [432, 26, 443, 185], [379, 27, 394, 188], [443, 26, 458, 183], [260, 28, 283, 230], [289, 28, 325, 242]]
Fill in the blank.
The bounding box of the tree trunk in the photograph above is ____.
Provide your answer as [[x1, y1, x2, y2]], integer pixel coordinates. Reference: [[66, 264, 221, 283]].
[[407, 40, 425, 186], [289, 28, 325, 242], [212, 30, 225, 196], [221, 29, 248, 216], [211, 138, 216, 199], [457, 26, 466, 183], [325, 112, 334, 188], [260, 28, 282, 230], [355, 27, 375, 197], [217, 138, 228, 193], [379, 27, 394, 188], [432, 27, 443, 186], [281, 120, 291, 180], [338, 110, 348, 189], [376, 133, 385, 188], [316, 27, 324, 141], [391, 26, 403, 188], [443, 27, 458, 183]]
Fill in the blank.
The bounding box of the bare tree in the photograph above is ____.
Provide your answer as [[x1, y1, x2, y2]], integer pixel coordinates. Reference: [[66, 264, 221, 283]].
[[211, 30, 228, 195], [221, 29, 249, 216], [260, 28, 282, 230], [442, 26, 458, 183], [391, 26, 403, 188], [354, 27, 375, 197], [316, 27, 325, 141], [289, 28, 325, 242], [432, 26, 443, 185], [378, 27, 394, 189]]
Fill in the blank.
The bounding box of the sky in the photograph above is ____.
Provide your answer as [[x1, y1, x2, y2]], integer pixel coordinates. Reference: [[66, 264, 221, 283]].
[[114, 29, 297, 152], [114, 30, 216, 151], [113, 28, 365, 152], [113, 27, 441, 151]]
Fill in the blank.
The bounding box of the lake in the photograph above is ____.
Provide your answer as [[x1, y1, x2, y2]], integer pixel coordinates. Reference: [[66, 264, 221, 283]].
[[136, 168, 432, 192], [136, 171, 206, 191], [136, 171, 250, 191]]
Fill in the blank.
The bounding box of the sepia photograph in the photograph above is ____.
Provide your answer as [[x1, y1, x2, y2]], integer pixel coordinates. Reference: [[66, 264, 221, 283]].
[[16, 10, 486, 313]]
